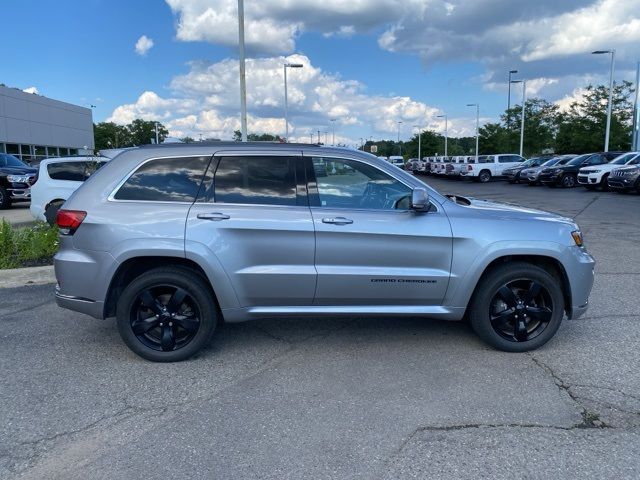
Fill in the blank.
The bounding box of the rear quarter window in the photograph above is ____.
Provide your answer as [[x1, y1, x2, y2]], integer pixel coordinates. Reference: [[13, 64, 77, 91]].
[[114, 156, 211, 202]]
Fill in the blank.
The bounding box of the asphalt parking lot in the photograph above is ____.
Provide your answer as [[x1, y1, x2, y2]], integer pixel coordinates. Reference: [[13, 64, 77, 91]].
[[0, 203, 33, 227], [1, 176, 639, 479]]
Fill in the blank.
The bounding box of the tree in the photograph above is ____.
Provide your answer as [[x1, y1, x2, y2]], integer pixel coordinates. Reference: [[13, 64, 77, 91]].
[[232, 130, 283, 142], [93, 122, 130, 150], [180, 136, 195, 143], [128, 119, 169, 145]]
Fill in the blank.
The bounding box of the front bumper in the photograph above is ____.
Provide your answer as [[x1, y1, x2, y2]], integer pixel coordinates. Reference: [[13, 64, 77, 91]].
[[563, 246, 596, 320], [8, 185, 31, 201], [577, 174, 599, 185], [608, 177, 638, 190]]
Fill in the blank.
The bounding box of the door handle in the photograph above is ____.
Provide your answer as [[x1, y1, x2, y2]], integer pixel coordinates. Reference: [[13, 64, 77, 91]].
[[322, 216, 353, 225], [197, 212, 230, 221]]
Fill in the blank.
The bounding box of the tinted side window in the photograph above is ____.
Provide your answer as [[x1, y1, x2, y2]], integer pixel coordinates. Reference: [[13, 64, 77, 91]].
[[47, 162, 86, 181], [214, 156, 297, 206], [114, 156, 210, 202]]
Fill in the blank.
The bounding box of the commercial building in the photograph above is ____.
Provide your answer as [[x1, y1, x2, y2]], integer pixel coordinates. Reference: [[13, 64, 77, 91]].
[[0, 85, 94, 163]]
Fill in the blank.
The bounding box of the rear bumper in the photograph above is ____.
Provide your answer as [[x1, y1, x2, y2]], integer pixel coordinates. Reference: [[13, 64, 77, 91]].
[[55, 286, 105, 319]]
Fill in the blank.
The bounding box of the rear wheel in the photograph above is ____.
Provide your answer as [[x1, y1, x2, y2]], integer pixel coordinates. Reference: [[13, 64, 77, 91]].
[[469, 263, 564, 352], [0, 187, 11, 209], [116, 267, 217, 362], [478, 170, 492, 183], [561, 174, 576, 188]]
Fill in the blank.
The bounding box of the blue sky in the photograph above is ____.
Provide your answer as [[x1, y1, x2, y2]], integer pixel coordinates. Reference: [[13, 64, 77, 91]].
[[1, 0, 638, 144]]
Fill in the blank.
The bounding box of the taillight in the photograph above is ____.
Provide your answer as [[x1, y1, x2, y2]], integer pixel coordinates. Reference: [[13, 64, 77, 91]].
[[56, 209, 87, 235]]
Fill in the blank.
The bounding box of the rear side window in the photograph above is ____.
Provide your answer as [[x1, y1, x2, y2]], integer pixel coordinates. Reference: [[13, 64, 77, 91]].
[[48, 162, 86, 181], [114, 156, 210, 202], [213, 156, 297, 206]]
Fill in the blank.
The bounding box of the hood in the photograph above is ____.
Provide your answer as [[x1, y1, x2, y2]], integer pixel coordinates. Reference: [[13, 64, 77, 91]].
[[614, 165, 640, 173], [1, 166, 37, 175], [459, 197, 575, 225]]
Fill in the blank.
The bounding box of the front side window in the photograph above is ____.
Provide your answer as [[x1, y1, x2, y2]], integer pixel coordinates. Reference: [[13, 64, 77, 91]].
[[311, 157, 411, 210], [114, 156, 210, 202], [213, 156, 297, 206]]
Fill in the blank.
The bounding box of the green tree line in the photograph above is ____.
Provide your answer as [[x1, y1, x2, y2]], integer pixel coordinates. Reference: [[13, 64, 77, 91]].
[[94, 119, 169, 149]]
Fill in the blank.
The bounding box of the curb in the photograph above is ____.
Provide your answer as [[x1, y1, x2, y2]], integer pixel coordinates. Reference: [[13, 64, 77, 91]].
[[0, 265, 55, 289]]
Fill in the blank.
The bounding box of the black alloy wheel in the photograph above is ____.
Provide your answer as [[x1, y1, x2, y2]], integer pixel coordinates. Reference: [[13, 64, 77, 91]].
[[130, 285, 201, 352], [561, 174, 576, 188], [488, 280, 553, 343]]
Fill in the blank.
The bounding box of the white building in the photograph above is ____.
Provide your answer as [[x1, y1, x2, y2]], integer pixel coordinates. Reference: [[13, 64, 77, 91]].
[[0, 85, 94, 163]]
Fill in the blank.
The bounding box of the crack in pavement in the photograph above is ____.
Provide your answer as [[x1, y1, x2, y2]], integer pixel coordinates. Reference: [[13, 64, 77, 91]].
[[572, 195, 601, 220], [0, 298, 54, 318]]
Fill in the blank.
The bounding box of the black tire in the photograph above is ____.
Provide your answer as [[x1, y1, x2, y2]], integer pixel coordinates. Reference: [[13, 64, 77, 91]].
[[116, 266, 217, 362], [600, 174, 610, 191], [0, 186, 11, 209], [469, 262, 564, 352], [561, 174, 576, 188], [478, 170, 492, 183], [44, 200, 64, 226]]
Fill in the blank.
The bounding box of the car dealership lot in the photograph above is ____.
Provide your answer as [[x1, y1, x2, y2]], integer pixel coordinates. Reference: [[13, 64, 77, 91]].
[[1, 177, 639, 479]]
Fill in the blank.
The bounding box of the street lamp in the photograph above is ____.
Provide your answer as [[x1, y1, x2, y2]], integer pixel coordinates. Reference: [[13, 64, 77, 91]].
[[633, 61, 640, 151], [237, 0, 248, 142], [466, 104, 479, 161], [592, 49, 616, 152], [283, 62, 304, 143], [507, 70, 518, 112], [330, 118, 337, 145], [413, 125, 422, 160], [510, 80, 526, 156], [436, 114, 448, 157], [397, 121, 403, 155]]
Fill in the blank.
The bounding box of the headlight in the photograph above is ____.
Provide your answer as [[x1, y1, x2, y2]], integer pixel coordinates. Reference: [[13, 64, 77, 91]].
[[590, 170, 601, 173], [7, 174, 29, 183], [571, 230, 584, 247]]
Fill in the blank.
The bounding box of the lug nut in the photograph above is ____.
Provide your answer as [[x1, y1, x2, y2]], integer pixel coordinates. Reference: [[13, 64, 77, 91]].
[[169, 322, 173, 326]]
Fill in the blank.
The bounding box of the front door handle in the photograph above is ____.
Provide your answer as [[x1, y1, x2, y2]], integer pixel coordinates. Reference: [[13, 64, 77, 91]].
[[322, 216, 353, 225], [197, 212, 230, 221]]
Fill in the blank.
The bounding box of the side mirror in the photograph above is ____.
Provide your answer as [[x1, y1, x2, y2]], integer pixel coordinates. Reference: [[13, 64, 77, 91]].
[[411, 188, 430, 211]]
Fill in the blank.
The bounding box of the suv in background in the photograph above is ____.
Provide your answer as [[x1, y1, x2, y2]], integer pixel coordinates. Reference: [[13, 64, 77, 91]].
[[539, 152, 623, 188], [388, 156, 405, 169], [608, 156, 640, 193], [503, 156, 551, 184], [578, 152, 639, 191], [521, 155, 576, 186], [30, 156, 109, 224], [54, 143, 594, 362], [460, 154, 526, 183], [0, 153, 37, 209]]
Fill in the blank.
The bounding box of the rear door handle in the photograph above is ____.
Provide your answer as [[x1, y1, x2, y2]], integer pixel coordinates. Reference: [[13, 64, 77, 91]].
[[197, 212, 230, 221], [322, 216, 353, 225]]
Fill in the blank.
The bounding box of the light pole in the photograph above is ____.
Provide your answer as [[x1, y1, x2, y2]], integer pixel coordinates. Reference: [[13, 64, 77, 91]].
[[397, 121, 403, 155], [310, 132, 314, 144], [510, 80, 526, 156], [436, 114, 448, 157], [324, 131, 328, 145], [507, 70, 518, 112], [237, 0, 247, 142], [466, 104, 479, 161], [413, 125, 422, 160], [283, 63, 304, 143], [632, 61, 639, 151], [154, 121, 159, 144], [330, 119, 337, 145], [592, 49, 616, 152]]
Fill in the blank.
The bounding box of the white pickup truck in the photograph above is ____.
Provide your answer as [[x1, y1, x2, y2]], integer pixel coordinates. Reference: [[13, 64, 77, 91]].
[[460, 154, 526, 183]]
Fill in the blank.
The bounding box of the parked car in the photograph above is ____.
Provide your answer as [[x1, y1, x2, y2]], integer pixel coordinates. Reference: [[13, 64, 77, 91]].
[[0, 153, 37, 209], [431, 156, 443, 175], [539, 152, 623, 188], [460, 154, 526, 183], [578, 152, 640, 190], [521, 155, 576, 186], [388, 156, 405, 169], [54, 142, 594, 361], [445, 156, 468, 179], [503, 156, 552, 184], [30, 156, 109, 224], [607, 156, 640, 193]]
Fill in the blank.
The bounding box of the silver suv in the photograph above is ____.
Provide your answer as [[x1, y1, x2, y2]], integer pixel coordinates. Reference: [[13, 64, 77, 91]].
[[55, 143, 595, 361]]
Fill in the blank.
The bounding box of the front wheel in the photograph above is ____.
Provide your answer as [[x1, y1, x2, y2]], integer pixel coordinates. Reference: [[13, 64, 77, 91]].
[[478, 170, 492, 183], [116, 267, 217, 362], [600, 174, 610, 191], [469, 263, 564, 352], [0, 187, 11, 209]]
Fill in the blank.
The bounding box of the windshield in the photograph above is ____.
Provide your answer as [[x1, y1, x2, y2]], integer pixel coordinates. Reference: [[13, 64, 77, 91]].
[[611, 153, 639, 165], [566, 154, 591, 166], [0, 154, 28, 168]]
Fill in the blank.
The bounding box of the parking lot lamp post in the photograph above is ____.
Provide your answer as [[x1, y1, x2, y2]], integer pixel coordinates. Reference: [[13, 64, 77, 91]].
[[237, 0, 248, 142], [467, 104, 479, 161], [436, 114, 448, 157], [330, 119, 337, 145], [510, 80, 526, 156], [413, 125, 422, 160], [397, 121, 403, 155], [592, 50, 616, 152], [632, 61, 639, 151], [284, 63, 304, 143], [507, 70, 518, 112]]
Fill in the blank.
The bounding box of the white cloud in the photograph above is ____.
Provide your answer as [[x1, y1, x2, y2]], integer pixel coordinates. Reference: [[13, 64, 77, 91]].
[[108, 54, 447, 143], [22, 86, 39, 94], [135, 35, 154, 56]]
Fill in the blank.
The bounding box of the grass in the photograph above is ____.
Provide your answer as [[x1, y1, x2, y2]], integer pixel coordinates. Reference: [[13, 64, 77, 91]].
[[0, 219, 59, 269]]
